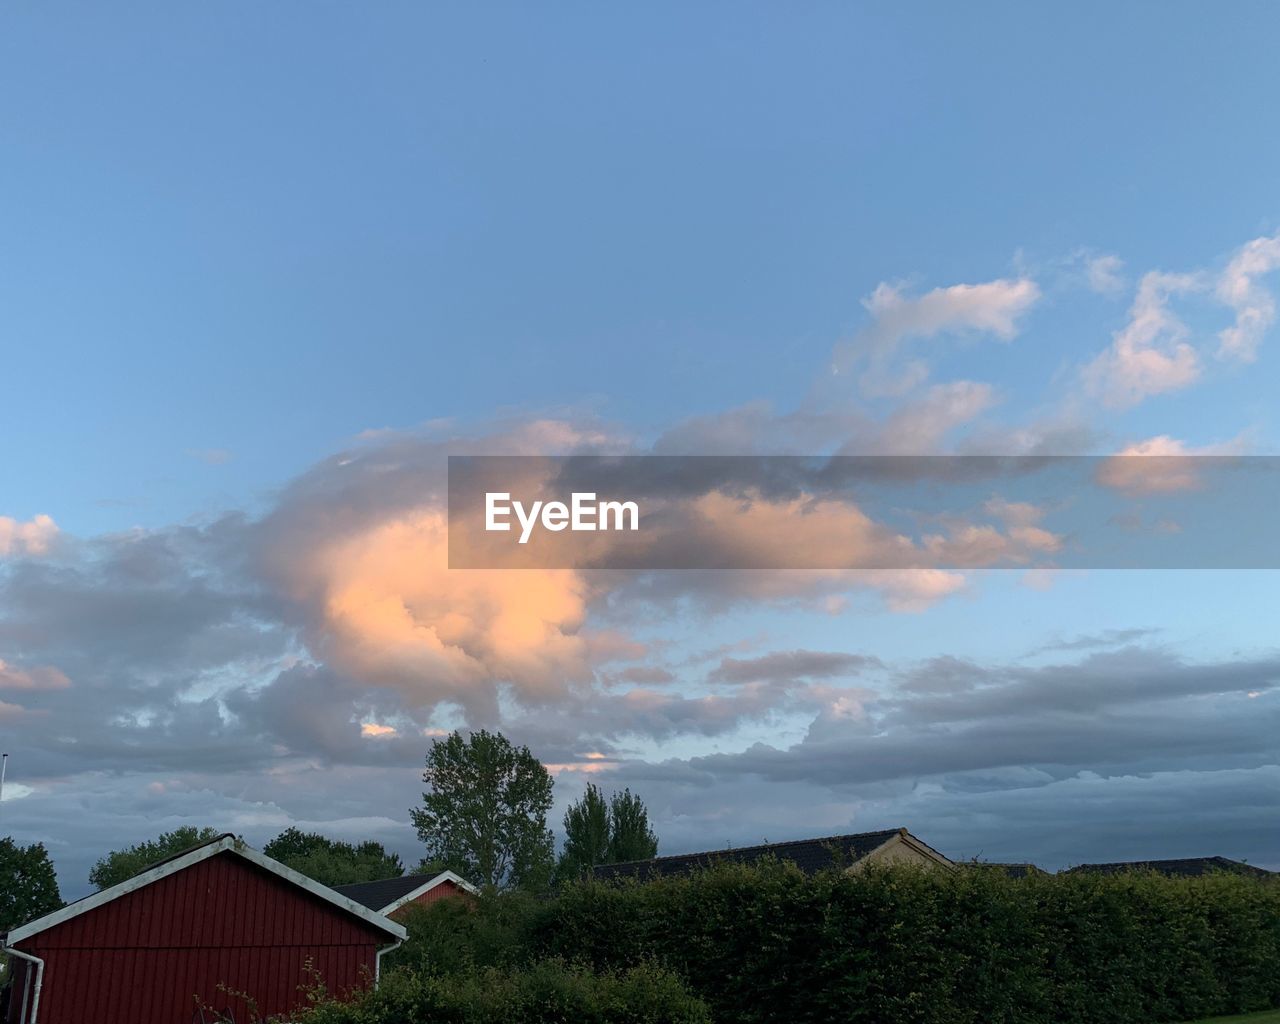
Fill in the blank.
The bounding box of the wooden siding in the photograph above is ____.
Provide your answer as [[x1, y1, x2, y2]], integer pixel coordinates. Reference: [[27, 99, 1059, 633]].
[[388, 877, 473, 920], [9, 852, 389, 1024]]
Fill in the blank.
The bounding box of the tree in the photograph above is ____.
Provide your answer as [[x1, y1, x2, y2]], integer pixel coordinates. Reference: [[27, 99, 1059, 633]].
[[557, 783, 611, 880], [263, 828, 404, 887], [608, 788, 659, 863], [410, 729, 554, 890], [89, 826, 220, 890], [555, 785, 660, 879], [0, 837, 62, 932]]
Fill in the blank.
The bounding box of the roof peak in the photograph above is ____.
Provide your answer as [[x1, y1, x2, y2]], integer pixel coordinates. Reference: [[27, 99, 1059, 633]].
[[600, 827, 906, 871]]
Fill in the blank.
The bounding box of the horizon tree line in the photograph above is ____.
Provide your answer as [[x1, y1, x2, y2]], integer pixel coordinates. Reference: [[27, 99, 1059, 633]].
[[0, 728, 659, 927]]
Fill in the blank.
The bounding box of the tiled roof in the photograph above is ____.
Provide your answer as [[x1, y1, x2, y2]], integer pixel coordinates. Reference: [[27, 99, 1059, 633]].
[[1065, 856, 1273, 878], [591, 827, 907, 882], [333, 873, 445, 911]]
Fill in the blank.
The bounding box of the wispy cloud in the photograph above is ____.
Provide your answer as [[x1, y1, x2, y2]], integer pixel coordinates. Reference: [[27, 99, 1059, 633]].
[[1082, 271, 1202, 409], [1216, 231, 1280, 362]]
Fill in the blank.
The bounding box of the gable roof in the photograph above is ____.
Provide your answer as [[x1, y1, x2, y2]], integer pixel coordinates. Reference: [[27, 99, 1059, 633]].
[[5, 833, 407, 946], [1065, 856, 1273, 878], [334, 870, 478, 913], [591, 827, 949, 881]]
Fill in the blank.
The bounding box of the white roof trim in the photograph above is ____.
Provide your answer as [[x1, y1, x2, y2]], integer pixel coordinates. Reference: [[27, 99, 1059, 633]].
[[379, 870, 479, 914], [896, 830, 956, 870], [7, 835, 407, 946]]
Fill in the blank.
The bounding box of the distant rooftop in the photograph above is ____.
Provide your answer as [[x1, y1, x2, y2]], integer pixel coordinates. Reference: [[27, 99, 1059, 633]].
[[334, 873, 442, 911], [1065, 856, 1273, 878], [591, 827, 940, 882]]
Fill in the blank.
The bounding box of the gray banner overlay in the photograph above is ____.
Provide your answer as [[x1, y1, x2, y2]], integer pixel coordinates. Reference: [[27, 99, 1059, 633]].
[[447, 455, 1280, 569]]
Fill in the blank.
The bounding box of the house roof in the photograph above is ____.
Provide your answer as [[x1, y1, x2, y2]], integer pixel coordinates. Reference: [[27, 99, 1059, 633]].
[[591, 827, 948, 881], [1065, 856, 1273, 878], [334, 870, 478, 913], [4, 833, 407, 946]]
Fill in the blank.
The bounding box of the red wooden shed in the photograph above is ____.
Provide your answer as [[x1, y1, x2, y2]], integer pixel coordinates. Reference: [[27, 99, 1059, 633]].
[[334, 869, 478, 921], [2, 833, 406, 1024]]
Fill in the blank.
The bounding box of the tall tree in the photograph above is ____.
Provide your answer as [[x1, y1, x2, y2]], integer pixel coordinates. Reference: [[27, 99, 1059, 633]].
[[263, 828, 404, 886], [557, 783, 611, 879], [410, 729, 555, 890], [608, 788, 660, 863], [0, 837, 62, 931], [89, 826, 220, 890]]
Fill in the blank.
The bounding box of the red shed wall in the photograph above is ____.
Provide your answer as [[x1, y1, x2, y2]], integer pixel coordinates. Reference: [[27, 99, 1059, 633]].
[[388, 878, 474, 921], [9, 852, 390, 1024]]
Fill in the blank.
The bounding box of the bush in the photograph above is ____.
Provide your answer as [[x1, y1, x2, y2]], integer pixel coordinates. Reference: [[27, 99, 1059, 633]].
[[289, 958, 710, 1024], [305, 861, 1280, 1024], [523, 860, 1280, 1024]]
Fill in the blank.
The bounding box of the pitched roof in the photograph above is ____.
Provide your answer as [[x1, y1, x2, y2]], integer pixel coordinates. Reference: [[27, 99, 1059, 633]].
[[5, 834, 407, 946], [591, 827, 945, 882], [334, 870, 478, 913], [1065, 856, 1273, 878]]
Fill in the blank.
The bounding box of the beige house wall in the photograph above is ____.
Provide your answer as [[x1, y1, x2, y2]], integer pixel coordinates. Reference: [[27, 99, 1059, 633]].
[[850, 832, 954, 872]]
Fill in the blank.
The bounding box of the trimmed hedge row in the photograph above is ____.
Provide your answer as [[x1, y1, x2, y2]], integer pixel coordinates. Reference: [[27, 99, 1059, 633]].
[[525, 862, 1280, 1024], [297, 862, 1280, 1024]]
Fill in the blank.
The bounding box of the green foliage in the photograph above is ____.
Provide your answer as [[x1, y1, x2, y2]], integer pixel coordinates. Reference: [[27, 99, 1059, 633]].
[[88, 826, 220, 890], [521, 861, 1280, 1024], [290, 959, 710, 1024], [558, 783, 612, 880], [606, 789, 659, 865], [410, 729, 555, 891], [557, 785, 660, 881], [384, 892, 535, 977], [0, 836, 62, 931], [263, 828, 404, 887]]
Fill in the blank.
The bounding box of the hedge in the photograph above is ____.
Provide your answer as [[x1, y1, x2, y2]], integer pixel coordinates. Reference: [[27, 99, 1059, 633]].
[[289, 958, 710, 1024], [298, 862, 1280, 1024], [523, 861, 1280, 1024]]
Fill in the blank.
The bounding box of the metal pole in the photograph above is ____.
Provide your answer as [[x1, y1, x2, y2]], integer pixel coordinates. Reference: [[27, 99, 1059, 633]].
[[0, 752, 8, 821]]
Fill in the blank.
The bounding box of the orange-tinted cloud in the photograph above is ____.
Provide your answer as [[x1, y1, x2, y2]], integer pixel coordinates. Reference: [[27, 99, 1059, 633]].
[[0, 514, 58, 557], [0, 659, 71, 691]]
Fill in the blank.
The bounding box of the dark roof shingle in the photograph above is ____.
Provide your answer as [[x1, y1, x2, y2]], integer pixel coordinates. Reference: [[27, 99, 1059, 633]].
[[591, 828, 909, 882], [333, 873, 443, 911], [1066, 856, 1273, 878]]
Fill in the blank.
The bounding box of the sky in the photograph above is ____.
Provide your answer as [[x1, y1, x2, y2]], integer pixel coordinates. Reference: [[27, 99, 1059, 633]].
[[1, 3, 1279, 899]]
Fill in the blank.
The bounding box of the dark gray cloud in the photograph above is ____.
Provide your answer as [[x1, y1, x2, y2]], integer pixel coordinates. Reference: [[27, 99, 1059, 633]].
[[1026, 627, 1159, 655], [708, 650, 882, 684]]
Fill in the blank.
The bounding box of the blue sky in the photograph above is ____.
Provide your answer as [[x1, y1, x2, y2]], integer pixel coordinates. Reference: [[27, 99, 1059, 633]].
[[6, 3, 1280, 532], [2, 4, 1279, 895]]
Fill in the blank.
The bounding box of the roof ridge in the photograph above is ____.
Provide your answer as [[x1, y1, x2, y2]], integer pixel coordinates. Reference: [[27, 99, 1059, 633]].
[[600, 827, 904, 871]]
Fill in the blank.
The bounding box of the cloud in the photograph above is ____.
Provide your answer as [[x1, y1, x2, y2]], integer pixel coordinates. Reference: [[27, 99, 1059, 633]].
[[836, 277, 1041, 396], [1027, 628, 1158, 656], [676, 647, 1280, 798], [1082, 272, 1202, 408], [856, 381, 998, 454], [709, 650, 881, 684], [0, 514, 59, 557], [1085, 253, 1126, 296], [1216, 231, 1280, 362], [1095, 435, 1245, 495], [0, 659, 71, 691], [858, 278, 1041, 354]]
